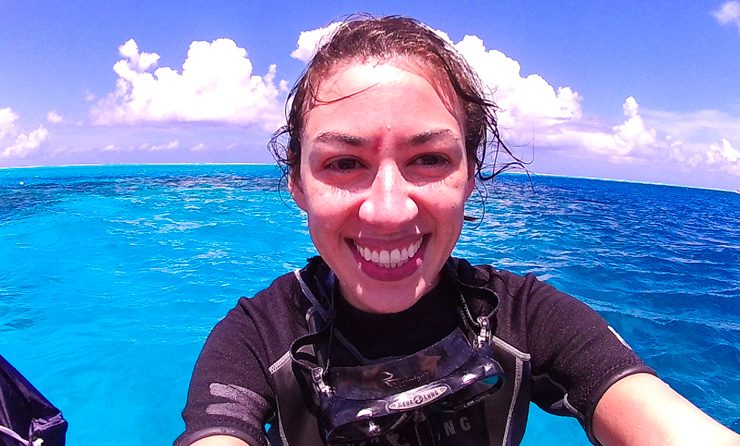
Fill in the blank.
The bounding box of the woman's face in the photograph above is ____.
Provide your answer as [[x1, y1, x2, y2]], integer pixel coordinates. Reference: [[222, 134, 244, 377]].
[[291, 61, 474, 313]]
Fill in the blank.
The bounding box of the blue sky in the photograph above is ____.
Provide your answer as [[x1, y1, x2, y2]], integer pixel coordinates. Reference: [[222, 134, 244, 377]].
[[1, 0, 739, 190]]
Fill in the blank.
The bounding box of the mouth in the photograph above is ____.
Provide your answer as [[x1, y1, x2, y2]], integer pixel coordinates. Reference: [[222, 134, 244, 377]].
[[353, 238, 424, 269]]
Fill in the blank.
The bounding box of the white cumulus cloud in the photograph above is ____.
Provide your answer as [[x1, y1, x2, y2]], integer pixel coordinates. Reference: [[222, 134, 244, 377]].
[[1, 125, 49, 159], [0, 107, 19, 139], [539, 97, 658, 162], [47, 111, 63, 124], [91, 38, 288, 130], [669, 138, 740, 176], [709, 138, 739, 162], [0, 107, 50, 159], [448, 34, 664, 162], [139, 140, 180, 152], [704, 139, 740, 175], [290, 22, 342, 62], [713, 1, 740, 32], [454, 35, 583, 139], [611, 97, 657, 156], [640, 107, 740, 175], [449, 33, 737, 174], [118, 39, 160, 72]]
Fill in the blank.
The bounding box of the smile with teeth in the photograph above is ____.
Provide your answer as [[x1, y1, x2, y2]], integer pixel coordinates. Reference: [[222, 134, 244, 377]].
[[354, 238, 423, 269]]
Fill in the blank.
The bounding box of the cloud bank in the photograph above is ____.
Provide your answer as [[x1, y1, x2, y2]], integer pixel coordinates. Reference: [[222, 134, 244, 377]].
[[91, 38, 288, 130], [0, 107, 50, 160], [290, 23, 739, 178]]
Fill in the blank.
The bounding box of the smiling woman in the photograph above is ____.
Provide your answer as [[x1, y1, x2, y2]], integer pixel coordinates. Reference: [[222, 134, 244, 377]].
[[173, 15, 740, 446], [290, 62, 473, 314]]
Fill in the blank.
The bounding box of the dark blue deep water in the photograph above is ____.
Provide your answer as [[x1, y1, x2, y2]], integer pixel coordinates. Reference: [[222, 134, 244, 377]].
[[0, 164, 738, 445]]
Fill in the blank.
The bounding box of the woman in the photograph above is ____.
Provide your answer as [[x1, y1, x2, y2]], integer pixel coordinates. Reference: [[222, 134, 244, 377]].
[[175, 16, 739, 446]]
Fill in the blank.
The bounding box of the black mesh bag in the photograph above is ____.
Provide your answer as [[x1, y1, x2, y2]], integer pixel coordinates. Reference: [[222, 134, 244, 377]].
[[0, 354, 67, 446]]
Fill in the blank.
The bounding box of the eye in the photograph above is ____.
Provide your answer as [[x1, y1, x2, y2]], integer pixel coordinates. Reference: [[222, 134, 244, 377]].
[[326, 157, 364, 171], [412, 154, 449, 167]]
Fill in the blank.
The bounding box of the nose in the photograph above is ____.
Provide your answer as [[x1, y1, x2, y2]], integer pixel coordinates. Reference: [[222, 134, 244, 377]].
[[358, 163, 418, 228]]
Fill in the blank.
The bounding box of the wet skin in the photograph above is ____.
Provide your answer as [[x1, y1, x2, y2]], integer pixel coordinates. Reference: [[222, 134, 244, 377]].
[[291, 60, 474, 314]]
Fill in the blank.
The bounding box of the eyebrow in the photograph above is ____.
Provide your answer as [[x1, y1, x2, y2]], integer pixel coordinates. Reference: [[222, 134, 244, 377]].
[[312, 132, 367, 147], [312, 129, 460, 148], [408, 129, 460, 146]]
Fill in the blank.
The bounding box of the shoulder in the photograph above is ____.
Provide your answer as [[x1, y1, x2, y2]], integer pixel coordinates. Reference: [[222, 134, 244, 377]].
[[471, 261, 599, 318], [205, 267, 318, 368], [452, 258, 579, 323], [452, 257, 558, 298], [231, 257, 333, 320], [231, 269, 306, 321]]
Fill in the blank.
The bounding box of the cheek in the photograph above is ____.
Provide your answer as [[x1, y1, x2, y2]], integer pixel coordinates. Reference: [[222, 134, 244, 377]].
[[304, 187, 358, 251], [303, 182, 359, 222], [424, 175, 471, 208]]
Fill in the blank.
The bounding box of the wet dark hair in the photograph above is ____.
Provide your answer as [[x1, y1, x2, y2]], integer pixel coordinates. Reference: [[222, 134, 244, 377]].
[[269, 15, 525, 185]]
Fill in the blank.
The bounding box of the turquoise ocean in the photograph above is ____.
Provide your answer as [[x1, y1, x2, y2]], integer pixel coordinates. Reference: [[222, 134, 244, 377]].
[[0, 164, 738, 445]]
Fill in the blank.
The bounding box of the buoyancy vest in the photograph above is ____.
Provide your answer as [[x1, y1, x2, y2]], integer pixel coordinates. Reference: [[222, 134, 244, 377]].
[[265, 258, 533, 446]]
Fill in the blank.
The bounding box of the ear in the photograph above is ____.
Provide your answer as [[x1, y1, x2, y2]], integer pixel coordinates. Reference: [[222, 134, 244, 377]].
[[289, 174, 308, 212]]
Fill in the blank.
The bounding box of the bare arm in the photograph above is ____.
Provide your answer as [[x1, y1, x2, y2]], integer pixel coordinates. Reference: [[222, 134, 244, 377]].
[[189, 436, 249, 446], [593, 373, 739, 446]]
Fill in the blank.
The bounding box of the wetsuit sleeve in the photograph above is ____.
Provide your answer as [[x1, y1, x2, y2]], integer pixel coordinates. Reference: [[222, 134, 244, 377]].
[[519, 274, 656, 441], [175, 303, 274, 446]]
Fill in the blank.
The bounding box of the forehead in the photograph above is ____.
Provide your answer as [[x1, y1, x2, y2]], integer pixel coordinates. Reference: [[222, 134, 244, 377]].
[[303, 59, 464, 133], [341, 56, 455, 92], [319, 62, 412, 98]]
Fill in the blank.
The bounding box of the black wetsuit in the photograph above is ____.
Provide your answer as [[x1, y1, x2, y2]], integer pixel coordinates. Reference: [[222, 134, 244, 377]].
[[175, 257, 654, 446]]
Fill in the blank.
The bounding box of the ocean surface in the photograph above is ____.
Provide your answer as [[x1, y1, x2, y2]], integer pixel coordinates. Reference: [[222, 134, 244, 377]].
[[0, 164, 737, 445]]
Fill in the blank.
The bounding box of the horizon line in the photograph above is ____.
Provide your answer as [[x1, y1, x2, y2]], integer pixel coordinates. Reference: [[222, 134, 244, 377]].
[[1, 162, 737, 194]]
